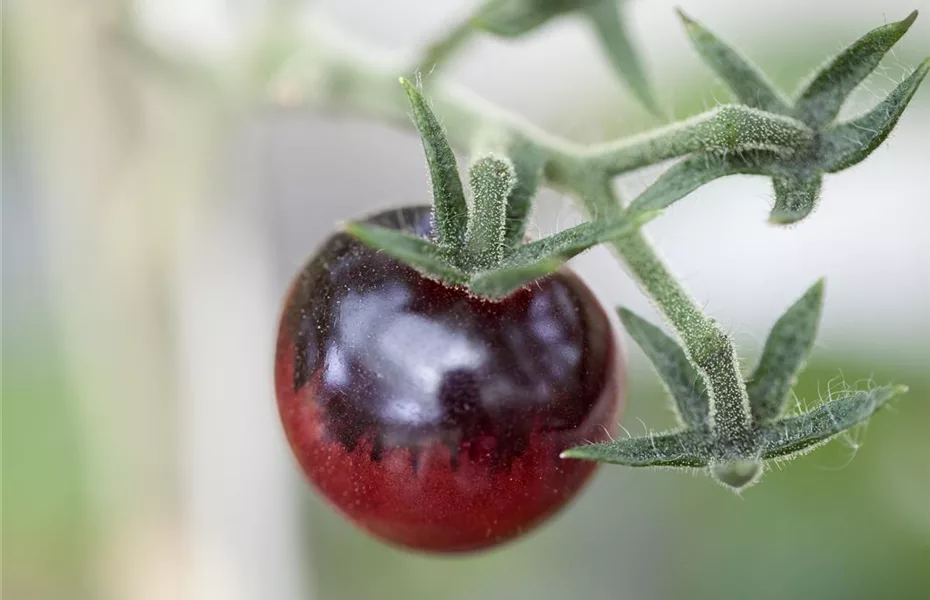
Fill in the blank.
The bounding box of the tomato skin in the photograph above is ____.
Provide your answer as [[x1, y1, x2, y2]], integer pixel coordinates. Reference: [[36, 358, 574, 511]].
[[275, 206, 624, 552]]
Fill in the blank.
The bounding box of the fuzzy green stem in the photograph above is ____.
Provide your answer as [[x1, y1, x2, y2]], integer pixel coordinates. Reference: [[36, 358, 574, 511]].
[[584, 106, 813, 175], [583, 186, 754, 453]]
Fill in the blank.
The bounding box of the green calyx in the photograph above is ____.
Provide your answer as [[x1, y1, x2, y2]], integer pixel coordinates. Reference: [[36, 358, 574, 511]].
[[564, 280, 908, 490], [630, 10, 927, 224], [345, 78, 658, 298]]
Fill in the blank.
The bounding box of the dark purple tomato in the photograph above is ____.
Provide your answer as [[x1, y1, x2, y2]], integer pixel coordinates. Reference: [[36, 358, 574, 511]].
[[275, 206, 625, 553]]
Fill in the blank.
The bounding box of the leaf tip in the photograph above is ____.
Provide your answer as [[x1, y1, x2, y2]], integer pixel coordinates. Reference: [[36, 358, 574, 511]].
[[342, 220, 364, 237], [398, 76, 421, 104], [891, 384, 910, 396], [675, 7, 696, 27], [917, 56, 930, 77], [901, 9, 919, 29], [808, 277, 826, 300]]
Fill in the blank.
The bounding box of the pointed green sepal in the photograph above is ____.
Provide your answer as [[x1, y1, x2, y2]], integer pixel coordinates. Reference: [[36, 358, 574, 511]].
[[820, 59, 930, 173], [677, 9, 789, 114], [466, 154, 517, 270], [617, 307, 709, 428], [468, 258, 564, 298], [747, 280, 824, 421], [468, 210, 658, 297], [561, 429, 710, 467], [794, 11, 919, 127], [399, 78, 469, 253], [759, 385, 906, 460], [505, 210, 659, 266], [586, 0, 662, 116], [768, 168, 823, 224], [344, 222, 469, 285], [629, 152, 770, 213]]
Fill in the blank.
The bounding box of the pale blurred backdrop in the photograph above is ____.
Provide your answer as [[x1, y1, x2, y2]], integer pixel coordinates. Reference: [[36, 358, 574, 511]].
[[3, 1, 929, 599]]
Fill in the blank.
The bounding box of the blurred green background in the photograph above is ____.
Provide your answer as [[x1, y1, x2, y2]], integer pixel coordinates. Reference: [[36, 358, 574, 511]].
[[3, 1, 929, 599]]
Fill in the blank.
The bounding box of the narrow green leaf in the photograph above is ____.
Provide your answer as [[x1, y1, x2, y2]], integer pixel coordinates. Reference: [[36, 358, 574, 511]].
[[794, 11, 919, 127], [468, 257, 564, 298], [629, 152, 771, 213], [768, 168, 823, 225], [677, 10, 789, 114], [561, 429, 710, 467], [399, 78, 469, 252], [586, 1, 662, 116], [504, 210, 659, 267], [345, 222, 468, 284], [469, 211, 658, 297], [820, 59, 930, 173], [475, 0, 589, 37], [466, 155, 517, 270], [759, 385, 906, 460], [617, 308, 709, 428], [747, 280, 824, 422]]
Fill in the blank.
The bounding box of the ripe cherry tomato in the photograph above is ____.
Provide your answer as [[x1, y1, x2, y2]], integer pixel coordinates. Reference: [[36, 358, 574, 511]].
[[275, 206, 624, 552]]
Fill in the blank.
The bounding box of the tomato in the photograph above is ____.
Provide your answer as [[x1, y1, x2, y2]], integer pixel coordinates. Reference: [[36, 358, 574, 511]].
[[275, 206, 624, 552]]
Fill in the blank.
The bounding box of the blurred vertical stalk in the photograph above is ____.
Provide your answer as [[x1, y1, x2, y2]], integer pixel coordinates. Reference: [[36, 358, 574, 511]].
[[7, 1, 307, 598], [10, 0, 204, 594]]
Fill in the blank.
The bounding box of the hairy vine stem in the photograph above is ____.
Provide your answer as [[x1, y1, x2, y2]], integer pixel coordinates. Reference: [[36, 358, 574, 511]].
[[127, 5, 924, 488]]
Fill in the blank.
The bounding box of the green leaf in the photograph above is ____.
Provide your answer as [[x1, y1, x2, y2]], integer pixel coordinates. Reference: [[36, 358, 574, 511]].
[[475, 0, 590, 37], [629, 152, 771, 212], [820, 59, 930, 173], [468, 257, 564, 297], [617, 308, 709, 428], [677, 9, 789, 114], [344, 222, 468, 284], [759, 385, 906, 460], [768, 168, 823, 224], [469, 210, 658, 297], [586, 1, 662, 116], [561, 429, 710, 467], [747, 280, 824, 422], [504, 210, 659, 266], [399, 78, 469, 252], [794, 11, 919, 127], [466, 154, 517, 269]]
